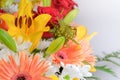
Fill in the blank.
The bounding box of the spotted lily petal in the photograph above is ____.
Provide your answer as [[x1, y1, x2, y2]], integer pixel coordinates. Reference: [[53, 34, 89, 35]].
[[29, 14, 51, 52], [0, 14, 18, 36]]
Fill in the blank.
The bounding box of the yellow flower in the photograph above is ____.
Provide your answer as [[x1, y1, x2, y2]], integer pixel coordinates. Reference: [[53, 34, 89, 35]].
[[73, 78, 79, 80], [76, 25, 97, 41], [0, 0, 51, 52], [49, 75, 59, 80], [90, 65, 96, 72]]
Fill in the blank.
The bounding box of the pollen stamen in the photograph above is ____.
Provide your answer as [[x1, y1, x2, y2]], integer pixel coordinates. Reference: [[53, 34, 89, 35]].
[[28, 17, 32, 28]]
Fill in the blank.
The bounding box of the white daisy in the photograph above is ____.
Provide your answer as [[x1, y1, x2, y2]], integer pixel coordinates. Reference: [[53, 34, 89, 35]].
[[59, 63, 92, 80], [37, 39, 52, 50]]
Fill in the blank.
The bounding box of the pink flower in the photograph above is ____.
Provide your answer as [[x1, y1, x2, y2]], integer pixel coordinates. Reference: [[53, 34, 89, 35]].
[[0, 52, 51, 80], [53, 40, 96, 66]]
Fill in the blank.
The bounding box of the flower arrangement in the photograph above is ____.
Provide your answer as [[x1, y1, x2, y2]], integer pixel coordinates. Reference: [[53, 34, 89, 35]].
[[0, 0, 119, 80]]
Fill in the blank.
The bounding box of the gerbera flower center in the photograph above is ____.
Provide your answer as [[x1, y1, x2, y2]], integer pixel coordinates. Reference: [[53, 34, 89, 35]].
[[11, 72, 32, 80], [56, 51, 67, 60], [17, 76, 25, 80]]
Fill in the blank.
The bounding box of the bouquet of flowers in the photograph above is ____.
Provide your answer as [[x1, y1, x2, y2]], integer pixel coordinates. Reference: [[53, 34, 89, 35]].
[[0, 0, 119, 80]]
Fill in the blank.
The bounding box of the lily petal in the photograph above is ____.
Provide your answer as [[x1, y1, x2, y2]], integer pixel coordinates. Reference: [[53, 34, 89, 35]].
[[18, 0, 33, 17], [0, 14, 18, 36], [76, 25, 87, 40], [29, 14, 51, 52], [33, 14, 51, 32], [85, 32, 97, 41]]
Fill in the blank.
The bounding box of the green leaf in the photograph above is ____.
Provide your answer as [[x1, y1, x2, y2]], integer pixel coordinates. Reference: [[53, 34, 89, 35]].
[[63, 8, 79, 25], [0, 28, 17, 52], [97, 51, 120, 67], [85, 76, 100, 80], [95, 65, 117, 77], [43, 0, 51, 7], [105, 59, 120, 67]]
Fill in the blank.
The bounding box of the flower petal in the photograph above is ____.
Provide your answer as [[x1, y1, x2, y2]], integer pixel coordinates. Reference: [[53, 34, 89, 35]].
[[76, 25, 87, 40]]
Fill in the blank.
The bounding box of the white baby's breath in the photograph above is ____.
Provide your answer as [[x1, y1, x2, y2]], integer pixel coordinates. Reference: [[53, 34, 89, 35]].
[[37, 39, 52, 50], [3, 4, 18, 13], [0, 43, 15, 60]]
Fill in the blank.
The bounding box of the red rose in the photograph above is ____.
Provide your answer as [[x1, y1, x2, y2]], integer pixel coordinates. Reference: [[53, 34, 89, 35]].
[[51, 0, 78, 17], [37, 7, 63, 24], [0, 10, 4, 13], [42, 32, 54, 38]]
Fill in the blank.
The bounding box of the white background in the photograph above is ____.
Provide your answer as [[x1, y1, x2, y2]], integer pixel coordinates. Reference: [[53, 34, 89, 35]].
[[74, 0, 120, 80]]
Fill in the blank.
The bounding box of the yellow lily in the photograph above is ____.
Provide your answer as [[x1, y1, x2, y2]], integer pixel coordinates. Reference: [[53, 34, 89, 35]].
[[76, 25, 97, 41], [0, 0, 51, 52]]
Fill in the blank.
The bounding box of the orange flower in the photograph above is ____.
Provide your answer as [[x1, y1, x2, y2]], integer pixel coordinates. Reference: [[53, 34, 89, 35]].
[[53, 40, 96, 66], [0, 52, 51, 80]]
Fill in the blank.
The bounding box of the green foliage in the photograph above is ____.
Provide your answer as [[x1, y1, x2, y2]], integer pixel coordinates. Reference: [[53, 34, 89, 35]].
[[43, 0, 51, 7], [43, 37, 65, 58], [51, 20, 78, 44], [0, 29, 17, 52], [95, 65, 117, 77], [63, 8, 79, 25], [85, 76, 100, 80], [97, 51, 120, 67], [93, 51, 120, 80]]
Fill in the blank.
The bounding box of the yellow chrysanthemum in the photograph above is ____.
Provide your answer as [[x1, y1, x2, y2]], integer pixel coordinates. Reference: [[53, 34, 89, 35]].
[[0, 0, 51, 52], [49, 75, 59, 80], [90, 65, 96, 72], [73, 78, 79, 80]]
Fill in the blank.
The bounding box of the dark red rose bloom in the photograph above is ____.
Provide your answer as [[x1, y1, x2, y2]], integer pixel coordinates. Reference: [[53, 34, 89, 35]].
[[51, 0, 78, 17], [37, 7, 63, 24], [42, 32, 54, 38], [0, 9, 5, 13]]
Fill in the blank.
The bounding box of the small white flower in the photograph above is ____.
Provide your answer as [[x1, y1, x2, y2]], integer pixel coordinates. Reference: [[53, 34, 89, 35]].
[[0, 43, 16, 60], [60, 64, 83, 79], [37, 39, 52, 50], [15, 37, 32, 52], [4, 4, 18, 13], [79, 65, 92, 77], [17, 41, 32, 51], [58, 63, 92, 80], [46, 65, 59, 76]]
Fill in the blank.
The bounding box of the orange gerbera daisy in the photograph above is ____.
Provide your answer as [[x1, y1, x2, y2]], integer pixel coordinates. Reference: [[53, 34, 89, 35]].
[[0, 52, 51, 80], [53, 40, 96, 66]]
